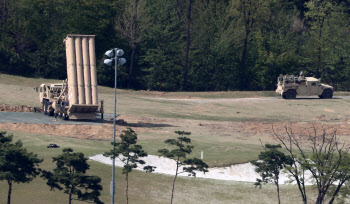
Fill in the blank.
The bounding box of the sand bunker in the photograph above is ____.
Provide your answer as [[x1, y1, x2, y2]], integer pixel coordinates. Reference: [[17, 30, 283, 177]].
[[90, 154, 313, 185]]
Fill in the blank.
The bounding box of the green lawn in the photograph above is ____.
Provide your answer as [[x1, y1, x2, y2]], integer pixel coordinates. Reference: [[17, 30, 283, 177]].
[[1, 73, 350, 123], [0, 74, 348, 203], [0, 131, 318, 204]]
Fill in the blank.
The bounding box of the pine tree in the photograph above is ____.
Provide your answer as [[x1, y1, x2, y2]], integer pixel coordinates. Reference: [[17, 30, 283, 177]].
[[42, 148, 103, 204], [103, 128, 147, 204], [158, 131, 208, 204], [0, 131, 43, 204]]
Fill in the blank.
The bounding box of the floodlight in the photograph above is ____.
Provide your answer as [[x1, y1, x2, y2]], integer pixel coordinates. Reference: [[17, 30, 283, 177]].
[[118, 58, 126, 66], [103, 46, 127, 204], [116, 49, 124, 57], [104, 59, 113, 66], [105, 50, 114, 58]]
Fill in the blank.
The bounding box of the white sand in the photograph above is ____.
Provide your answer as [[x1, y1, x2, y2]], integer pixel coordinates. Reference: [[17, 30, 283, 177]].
[[89, 154, 313, 185]]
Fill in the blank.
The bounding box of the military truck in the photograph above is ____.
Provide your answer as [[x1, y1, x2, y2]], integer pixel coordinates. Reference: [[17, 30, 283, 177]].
[[37, 81, 67, 118], [276, 72, 334, 99], [35, 34, 103, 120]]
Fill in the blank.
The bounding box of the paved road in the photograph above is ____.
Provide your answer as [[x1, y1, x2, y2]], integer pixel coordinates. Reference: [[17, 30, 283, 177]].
[[0, 112, 113, 125]]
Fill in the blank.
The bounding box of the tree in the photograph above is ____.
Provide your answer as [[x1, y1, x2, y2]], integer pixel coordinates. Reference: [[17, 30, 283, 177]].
[[114, 0, 147, 89], [230, 0, 270, 90], [0, 131, 43, 204], [252, 0, 305, 90], [303, 0, 350, 86], [189, 0, 240, 91], [273, 125, 350, 204], [251, 143, 292, 204], [173, 0, 194, 90], [140, 0, 183, 91], [103, 128, 147, 204], [158, 131, 208, 204], [42, 148, 103, 204]]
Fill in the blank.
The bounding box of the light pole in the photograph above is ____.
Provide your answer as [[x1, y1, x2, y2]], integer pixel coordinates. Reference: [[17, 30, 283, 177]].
[[104, 48, 126, 204]]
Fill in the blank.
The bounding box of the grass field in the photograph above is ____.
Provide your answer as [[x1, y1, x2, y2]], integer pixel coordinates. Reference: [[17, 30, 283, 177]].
[[1, 73, 349, 203], [0, 130, 318, 204], [1, 73, 350, 123]]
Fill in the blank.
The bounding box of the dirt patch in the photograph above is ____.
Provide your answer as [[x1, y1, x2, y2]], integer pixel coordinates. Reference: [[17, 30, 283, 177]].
[[200, 121, 350, 140], [1, 114, 350, 144], [0, 115, 173, 140], [0, 104, 42, 112]]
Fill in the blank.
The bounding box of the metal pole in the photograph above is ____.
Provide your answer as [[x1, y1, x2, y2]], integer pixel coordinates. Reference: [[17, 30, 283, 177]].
[[111, 48, 118, 204]]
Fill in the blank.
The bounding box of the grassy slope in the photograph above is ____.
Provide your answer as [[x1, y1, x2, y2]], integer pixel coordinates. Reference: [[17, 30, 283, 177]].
[[0, 131, 315, 204], [1, 73, 349, 123], [1, 74, 350, 165], [0, 74, 346, 203], [1, 73, 350, 165]]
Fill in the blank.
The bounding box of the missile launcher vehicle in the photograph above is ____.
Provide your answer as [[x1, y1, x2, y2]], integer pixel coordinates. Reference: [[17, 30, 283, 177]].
[[36, 34, 103, 120]]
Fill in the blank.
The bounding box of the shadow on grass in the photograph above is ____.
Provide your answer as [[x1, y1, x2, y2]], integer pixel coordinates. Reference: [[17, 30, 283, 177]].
[[126, 122, 176, 128], [290, 97, 342, 100]]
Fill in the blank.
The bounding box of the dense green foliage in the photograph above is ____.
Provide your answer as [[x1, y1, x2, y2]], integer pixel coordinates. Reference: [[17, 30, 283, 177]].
[[1, 0, 349, 91], [42, 148, 103, 204], [0, 131, 43, 204]]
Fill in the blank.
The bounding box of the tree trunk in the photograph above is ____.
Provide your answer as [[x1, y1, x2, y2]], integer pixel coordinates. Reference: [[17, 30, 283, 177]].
[[69, 188, 72, 204], [128, 0, 139, 89], [128, 46, 136, 89], [316, 191, 326, 204], [328, 181, 345, 204], [316, 18, 324, 79], [316, 28, 322, 78], [276, 180, 280, 204], [7, 180, 12, 204], [126, 173, 129, 204], [183, 0, 192, 91], [170, 161, 179, 204], [240, 32, 248, 90]]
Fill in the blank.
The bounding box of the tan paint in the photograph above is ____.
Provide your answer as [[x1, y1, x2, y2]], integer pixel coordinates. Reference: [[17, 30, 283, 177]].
[[275, 74, 333, 99], [75, 37, 85, 104], [89, 37, 98, 105], [55, 34, 101, 120], [82, 37, 92, 105], [65, 36, 78, 105]]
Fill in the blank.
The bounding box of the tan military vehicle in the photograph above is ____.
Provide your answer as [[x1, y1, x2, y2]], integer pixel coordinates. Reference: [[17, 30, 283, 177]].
[[37, 82, 66, 117], [276, 72, 334, 99], [35, 34, 103, 120]]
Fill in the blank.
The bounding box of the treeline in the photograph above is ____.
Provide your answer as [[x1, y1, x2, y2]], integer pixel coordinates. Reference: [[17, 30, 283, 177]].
[[1, 0, 350, 91]]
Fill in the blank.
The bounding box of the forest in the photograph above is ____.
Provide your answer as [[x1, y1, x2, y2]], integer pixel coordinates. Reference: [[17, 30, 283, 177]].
[[0, 0, 350, 91]]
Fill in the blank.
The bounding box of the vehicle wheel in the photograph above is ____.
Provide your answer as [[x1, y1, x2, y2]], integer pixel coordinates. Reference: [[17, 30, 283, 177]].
[[285, 90, 296, 99], [48, 110, 54, 116], [43, 101, 48, 115], [43, 105, 48, 115], [63, 114, 69, 120], [322, 89, 333, 99]]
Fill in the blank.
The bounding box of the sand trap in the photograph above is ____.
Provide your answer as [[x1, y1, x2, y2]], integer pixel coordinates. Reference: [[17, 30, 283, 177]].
[[89, 154, 313, 185]]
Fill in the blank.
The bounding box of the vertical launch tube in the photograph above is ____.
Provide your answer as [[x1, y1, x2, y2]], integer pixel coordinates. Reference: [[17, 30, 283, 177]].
[[75, 37, 85, 104], [89, 37, 98, 105], [65, 36, 78, 105], [82, 37, 92, 105]]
